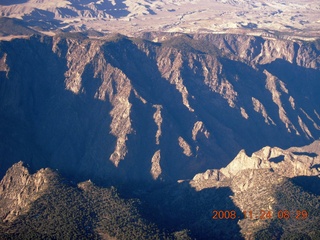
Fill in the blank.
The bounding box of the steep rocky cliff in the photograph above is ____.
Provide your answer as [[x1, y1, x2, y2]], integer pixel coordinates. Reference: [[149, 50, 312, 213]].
[[0, 33, 319, 183]]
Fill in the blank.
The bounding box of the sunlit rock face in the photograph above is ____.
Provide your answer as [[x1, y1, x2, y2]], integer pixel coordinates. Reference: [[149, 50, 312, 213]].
[[0, 161, 55, 223]]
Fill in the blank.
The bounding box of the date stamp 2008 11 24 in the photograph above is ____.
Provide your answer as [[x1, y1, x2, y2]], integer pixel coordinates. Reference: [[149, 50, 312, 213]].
[[212, 210, 308, 220]]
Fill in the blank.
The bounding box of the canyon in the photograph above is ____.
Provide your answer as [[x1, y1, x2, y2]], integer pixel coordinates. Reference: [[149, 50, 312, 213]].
[[1, 33, 320, 183], [0, 6, 320, 236]]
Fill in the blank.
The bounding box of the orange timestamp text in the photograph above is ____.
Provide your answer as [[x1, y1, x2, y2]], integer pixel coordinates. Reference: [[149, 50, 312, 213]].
[[212, 210, 308, 220]]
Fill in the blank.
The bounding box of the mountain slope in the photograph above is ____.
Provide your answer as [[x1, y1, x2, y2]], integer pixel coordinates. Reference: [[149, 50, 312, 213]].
[[0, 33, 320, 182]]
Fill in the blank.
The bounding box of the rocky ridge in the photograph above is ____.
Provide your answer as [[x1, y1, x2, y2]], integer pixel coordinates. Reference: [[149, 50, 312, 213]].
[[191, 140, 320, 189]]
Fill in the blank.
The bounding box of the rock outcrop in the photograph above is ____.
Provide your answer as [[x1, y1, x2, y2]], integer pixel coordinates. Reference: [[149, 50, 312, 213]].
[[0, 161, 54, 222]]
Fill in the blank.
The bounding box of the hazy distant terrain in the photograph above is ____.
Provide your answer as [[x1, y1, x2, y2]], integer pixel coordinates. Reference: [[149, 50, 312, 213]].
[[0, 0, 320, 39]]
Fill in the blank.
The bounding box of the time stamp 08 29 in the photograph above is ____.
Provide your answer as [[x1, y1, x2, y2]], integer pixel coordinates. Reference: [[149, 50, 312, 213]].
[[212, 210, 309, 220]]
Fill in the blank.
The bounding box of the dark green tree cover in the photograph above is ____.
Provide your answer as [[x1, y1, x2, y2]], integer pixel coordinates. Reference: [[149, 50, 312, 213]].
[[0, 177, 168, 239], [254, 178, 320, 240]]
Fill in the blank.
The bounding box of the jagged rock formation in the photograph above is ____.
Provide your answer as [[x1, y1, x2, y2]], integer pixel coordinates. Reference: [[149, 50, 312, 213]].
[[220, 144, 320, 179], [191, 140, 320, 190]]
